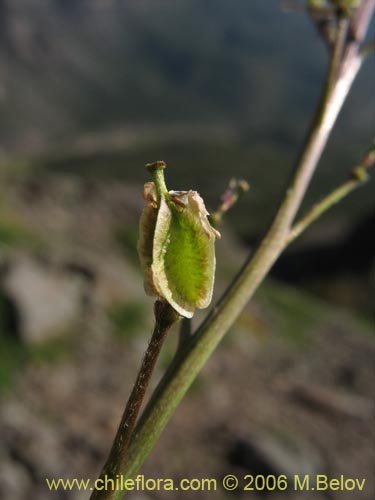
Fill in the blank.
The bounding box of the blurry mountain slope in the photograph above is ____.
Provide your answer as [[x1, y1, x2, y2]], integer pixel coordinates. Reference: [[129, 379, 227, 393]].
[[0, 0, 373, 156]]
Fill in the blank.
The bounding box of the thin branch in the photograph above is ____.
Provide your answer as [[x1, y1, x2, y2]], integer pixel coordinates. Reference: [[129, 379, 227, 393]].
[[286, 139, 375, 245], [286, 175, 366, 244], [351, 0, 375, 42], [209, 178, 250, 228], [268, 12, 350, 243], [90, 301, 179, 500], [176, 316, 192, 353]]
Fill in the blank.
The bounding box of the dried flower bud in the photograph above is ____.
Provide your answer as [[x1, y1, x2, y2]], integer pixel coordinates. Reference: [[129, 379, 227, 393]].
[[138, 161, 220, 318]]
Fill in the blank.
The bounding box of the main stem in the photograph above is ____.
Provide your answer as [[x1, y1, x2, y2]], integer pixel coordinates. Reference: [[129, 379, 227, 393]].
[[103, 5, 373, 499], [90, 301, 178, 500]]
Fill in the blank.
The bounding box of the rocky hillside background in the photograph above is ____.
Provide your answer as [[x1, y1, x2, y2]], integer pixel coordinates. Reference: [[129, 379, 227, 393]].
[[0, 1, 374, 499], [1, 0, 374, 239], [0, 166, 374, 500]]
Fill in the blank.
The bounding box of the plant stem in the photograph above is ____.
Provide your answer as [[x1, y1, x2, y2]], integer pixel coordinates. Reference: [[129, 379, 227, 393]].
[[176, 316, 192, 352], [102, 4, 373, 498], [145, 161, 168, 202], [267, 13, 352, 243], [90, 300, 179, 500], [209, 178, 250, 228], [286, 140, 374, 246]]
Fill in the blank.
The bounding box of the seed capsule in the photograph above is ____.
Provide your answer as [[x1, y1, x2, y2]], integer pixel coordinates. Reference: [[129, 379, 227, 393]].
[[138, 162, 220, 318]]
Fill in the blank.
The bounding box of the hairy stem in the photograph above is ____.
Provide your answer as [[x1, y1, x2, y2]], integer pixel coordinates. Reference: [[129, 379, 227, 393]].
[[90, 301, 179, 500]]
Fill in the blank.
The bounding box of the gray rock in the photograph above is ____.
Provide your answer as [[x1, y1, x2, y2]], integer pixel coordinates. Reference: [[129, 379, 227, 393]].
[[0, 453, 32, 500], [1, 401, 67, 480], [1, 255, 86, 343], [228, 428, 325, 480]]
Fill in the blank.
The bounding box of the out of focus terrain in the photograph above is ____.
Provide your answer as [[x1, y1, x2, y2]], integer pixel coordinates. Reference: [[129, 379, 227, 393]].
[[0, 1, 374, 499], [1, 0, 374, 234], [0, 171, 374, 500]]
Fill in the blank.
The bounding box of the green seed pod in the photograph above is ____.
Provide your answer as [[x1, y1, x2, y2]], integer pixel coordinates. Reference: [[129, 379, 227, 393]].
[[138, 161, 220, 318]]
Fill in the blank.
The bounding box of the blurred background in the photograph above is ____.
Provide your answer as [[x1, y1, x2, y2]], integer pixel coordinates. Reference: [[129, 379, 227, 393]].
[[0, 1, 374, 499]]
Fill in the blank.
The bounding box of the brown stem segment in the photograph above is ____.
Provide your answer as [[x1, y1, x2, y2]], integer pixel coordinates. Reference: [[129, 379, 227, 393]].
[[90, 300, 179, 500]]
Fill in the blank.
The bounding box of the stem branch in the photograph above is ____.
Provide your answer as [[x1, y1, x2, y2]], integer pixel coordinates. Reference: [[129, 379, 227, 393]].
[[90, 301, 179, 500], [286, 140, 374, 246]]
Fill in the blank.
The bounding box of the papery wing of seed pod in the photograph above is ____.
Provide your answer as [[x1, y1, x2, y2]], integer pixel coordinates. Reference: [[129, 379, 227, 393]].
[[151, 192, 218, 318], [137, 182, 159, 296]]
